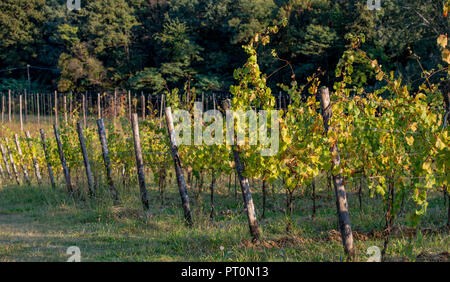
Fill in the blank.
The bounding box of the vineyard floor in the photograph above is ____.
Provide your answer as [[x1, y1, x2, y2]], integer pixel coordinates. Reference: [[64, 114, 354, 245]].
[[0, 181, 448, 262]]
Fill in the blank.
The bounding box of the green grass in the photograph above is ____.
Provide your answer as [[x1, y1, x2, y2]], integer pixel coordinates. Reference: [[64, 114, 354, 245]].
[[0, 174, 448, 262]]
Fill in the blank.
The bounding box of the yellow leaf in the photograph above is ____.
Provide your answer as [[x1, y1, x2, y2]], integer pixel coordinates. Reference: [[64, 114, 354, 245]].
[[370, 60, 378, 68], [410, 122, 418, 132], [406, 136, 414, 146], [442, 48, 450, 64], [422, 161, 432, 173], [437, 34, 448, 48], [376, 71, 384, 81], [435, 137, 445, 150]]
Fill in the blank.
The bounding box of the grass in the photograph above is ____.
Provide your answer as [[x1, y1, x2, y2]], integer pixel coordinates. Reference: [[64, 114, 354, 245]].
[[0, 115, 448, 261], [0, 173, 448, 262]]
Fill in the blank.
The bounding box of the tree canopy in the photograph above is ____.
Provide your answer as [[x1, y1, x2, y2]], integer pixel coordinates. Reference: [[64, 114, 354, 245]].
[[0, 0, 447, 93]]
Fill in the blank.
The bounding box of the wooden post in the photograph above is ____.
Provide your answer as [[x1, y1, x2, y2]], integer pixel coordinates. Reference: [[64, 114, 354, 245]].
[[311, 178, 317, 217], [113, 90, 117, 127], [8, 89, 11, 123], [54, 90, 58, 126], [19, 95, 23, 132], [39, 93, 42, 121], [128, 90, 132, 121], [33, 93, 36, 121], [43, 93, 46, 118], [41, 93, 44, 119], [69, 94, 73, 121], [209, 171, 216, 219], [37, 93, 40, 125], [40, 129, 55, 187], [11, 93, 14, 122], [439, 81, 449, 227], [131, 114, 150, 211], [89, 92, 92, 118], [441, 82, 449, 127], [202, 92, 204, 111], [82, 93, 87, 127], [147, 93, 151, 117], [0, 161, 4, 181], [165, 107, 193, 225], [97, 119, 119, 202], [25, 131, 42, 185], [32, 93, 36, 121], [76, 122, 95, 196], [222, 99, 260, 242], [318, 87, 355, 260], [44, 93, 46, 122], [159, 94, 164, 128], [24, 90, 27, 123], [234, 172, 238, 200], [64, 95, 68, 124], [14, 134, 31, 185], [53, 124, 73, 193], [97, 93, 101, 119], [30, 93, 34, 123], [1, 94, 4, 123], [120, 93, 124, 122], [141, 93, 145, 120], [4, 138, 20, 185], [0, 143, 12, 180], [278, 91, 281, 110], [50, 92, 53, 122], [233, 152, 260, 240]]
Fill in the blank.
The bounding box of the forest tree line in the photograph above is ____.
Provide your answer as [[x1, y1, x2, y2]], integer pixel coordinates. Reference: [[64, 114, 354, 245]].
[[0, 0, 447, 95]]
